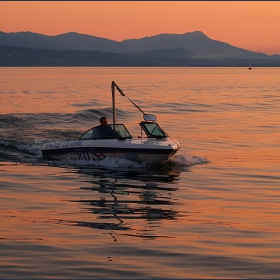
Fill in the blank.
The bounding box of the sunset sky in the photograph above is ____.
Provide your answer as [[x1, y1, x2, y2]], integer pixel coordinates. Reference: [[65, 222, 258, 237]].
[[1, 1, 280, 55]]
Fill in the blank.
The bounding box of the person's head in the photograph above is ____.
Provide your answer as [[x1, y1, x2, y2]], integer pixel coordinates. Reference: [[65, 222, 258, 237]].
[[100, 116, 107, 126]]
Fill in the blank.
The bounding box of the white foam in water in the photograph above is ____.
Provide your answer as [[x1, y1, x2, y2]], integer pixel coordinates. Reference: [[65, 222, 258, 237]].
[[169, 153, 209, 166], [62, 153, 209, 169], [5, 137, 209, 169], [0, 138, 43, 157], [16, 142, 43, 156]]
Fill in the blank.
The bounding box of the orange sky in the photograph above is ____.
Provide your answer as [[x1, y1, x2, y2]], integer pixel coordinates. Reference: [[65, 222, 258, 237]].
[[1, 1, 280, 55]]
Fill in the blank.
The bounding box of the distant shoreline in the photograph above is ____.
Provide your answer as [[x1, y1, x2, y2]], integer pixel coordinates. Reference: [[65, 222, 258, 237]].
[[1, 31, 280, 67], [1, 66, 280, 68]]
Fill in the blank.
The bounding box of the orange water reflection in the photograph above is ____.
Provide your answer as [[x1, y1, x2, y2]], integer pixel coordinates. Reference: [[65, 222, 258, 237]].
[[1, 67, 280, 278]]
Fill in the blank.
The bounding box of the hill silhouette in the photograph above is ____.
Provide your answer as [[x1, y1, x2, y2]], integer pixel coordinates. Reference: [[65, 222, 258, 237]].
[[0, 30, 279, 66]]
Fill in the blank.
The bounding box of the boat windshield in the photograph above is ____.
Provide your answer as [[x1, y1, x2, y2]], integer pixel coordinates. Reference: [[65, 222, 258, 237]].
[[140, 122, 168, 139], [80, 124, 132, 140]]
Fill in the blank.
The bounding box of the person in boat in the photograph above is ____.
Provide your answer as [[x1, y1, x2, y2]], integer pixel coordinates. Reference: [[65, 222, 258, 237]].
[[99, 116, 108, 126], [95, 116, 122, 139]]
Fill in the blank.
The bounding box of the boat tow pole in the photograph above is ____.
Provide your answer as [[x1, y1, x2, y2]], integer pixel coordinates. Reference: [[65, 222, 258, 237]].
[[111, 81, 147, 124]]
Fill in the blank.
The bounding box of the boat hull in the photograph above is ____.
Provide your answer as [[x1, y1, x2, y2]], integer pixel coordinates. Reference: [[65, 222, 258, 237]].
[[41, 138, 180, 163]]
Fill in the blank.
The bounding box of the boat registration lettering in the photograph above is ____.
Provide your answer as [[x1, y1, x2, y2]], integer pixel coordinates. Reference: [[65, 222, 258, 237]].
[[61, 140, 83, 148], [45, 140, 83, 149]]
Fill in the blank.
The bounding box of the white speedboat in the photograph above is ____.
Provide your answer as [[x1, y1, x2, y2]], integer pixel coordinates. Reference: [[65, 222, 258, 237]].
[[41, 82, 180, 163]]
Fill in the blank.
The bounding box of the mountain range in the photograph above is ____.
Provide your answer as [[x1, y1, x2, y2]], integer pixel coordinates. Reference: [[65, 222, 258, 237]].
[[0, 31, 279, 66]]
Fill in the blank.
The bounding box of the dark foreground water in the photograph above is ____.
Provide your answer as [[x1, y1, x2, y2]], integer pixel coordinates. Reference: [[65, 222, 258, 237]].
[[1, 67, 280, 278]]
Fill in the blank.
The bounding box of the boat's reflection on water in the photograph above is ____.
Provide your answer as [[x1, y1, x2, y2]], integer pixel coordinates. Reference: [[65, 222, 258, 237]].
[[68, 164, 186, 240]]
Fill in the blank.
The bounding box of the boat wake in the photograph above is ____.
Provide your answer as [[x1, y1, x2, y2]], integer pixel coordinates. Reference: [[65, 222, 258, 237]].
[[54, 153, 208, 169], [169, 153, 209, 166]]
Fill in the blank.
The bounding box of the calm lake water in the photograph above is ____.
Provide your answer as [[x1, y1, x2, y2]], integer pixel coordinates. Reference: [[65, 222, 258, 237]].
[[1, 67, 280, 279]]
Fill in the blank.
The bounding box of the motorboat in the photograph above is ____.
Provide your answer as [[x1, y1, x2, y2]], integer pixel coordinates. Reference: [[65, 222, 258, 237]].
[[41, 82, 180, 163]]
